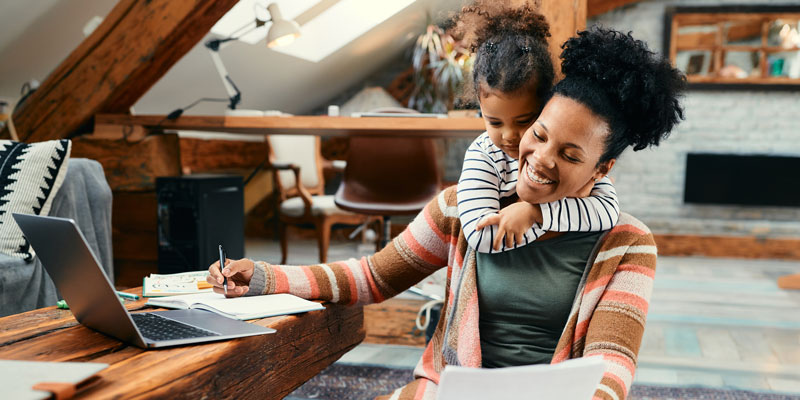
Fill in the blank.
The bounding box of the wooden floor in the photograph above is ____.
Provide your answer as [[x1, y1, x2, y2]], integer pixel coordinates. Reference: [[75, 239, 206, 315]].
[[246, 238, 800, 395]]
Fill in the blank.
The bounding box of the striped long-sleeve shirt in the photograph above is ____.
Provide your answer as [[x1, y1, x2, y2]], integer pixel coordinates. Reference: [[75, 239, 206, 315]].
[[457, 132, 620, 253], [245, 186, 656, 400]]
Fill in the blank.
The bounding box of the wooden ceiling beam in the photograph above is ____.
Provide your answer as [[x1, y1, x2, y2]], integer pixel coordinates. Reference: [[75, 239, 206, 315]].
[[3, 0, 238, 143], [587, 0, 642, 18]]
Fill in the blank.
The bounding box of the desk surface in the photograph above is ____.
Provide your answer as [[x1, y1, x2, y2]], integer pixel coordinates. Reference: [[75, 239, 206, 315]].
[[0, 289, 364, 399], [96, 114, 485, 138]]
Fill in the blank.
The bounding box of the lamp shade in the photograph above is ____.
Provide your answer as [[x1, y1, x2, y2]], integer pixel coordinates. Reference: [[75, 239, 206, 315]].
[[266, 3, 301, 48]]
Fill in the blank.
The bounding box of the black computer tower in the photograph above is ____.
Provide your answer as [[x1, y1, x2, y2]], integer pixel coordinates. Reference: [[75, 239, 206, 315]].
[[157, 175, 244, 274]]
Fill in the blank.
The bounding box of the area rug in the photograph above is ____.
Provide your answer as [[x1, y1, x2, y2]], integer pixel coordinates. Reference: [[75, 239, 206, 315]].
[[287, 364, 800, 400]]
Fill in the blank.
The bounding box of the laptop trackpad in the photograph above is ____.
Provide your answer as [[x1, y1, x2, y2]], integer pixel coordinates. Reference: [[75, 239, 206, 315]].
[[151, 309, 276, 335]]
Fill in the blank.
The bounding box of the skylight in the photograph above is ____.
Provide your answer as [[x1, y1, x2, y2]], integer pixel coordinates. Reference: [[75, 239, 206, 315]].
[[210, 0, 417, 63]]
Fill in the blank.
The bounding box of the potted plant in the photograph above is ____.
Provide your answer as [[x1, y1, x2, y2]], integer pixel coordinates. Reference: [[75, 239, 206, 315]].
[[408, 24, 472, 113]]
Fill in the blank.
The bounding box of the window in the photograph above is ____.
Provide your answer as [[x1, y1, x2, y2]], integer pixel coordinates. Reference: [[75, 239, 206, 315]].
[[665, 6, 800, 89]]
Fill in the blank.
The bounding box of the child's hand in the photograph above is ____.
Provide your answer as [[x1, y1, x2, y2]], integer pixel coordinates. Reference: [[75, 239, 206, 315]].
[[476, 202, 540, 251]]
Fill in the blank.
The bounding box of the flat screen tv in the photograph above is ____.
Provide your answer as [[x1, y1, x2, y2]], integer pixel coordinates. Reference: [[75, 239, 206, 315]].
[[684, 153, 800, 207]]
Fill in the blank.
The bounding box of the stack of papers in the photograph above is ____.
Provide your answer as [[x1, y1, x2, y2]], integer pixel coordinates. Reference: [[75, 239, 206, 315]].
[[142, 271, 213, 297]]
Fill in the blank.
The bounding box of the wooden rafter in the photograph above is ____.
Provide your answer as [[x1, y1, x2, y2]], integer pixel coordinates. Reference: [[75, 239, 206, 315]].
[[587, 0, 642, 18], [2, 0, 238, 143]]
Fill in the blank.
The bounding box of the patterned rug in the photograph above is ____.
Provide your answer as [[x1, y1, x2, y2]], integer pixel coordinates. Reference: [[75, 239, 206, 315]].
[[287, 364, 800, 400]]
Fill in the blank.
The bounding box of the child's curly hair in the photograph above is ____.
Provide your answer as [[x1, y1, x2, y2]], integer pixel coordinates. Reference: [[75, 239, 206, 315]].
[[554, 27, 686, 164], [452, 1, 554, 103]]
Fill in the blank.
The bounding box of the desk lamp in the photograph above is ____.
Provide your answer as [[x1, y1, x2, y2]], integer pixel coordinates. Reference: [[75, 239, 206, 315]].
[[205, 3, 301, 110]]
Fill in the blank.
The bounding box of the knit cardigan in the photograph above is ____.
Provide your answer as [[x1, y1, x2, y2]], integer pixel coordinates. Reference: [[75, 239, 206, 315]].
[[248, 186, 656, 400]]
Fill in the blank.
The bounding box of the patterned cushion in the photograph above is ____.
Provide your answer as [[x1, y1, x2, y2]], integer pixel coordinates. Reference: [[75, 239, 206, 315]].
[[0, 139, 71, 261]]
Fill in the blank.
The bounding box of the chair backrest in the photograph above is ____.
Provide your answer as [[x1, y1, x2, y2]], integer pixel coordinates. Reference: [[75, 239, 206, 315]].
[[266, 135, 325, 199], [336, 135, 441, 215]]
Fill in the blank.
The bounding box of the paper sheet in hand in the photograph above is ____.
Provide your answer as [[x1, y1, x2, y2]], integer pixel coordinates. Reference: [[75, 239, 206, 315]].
[[436, 357, 605, 400], [146, 292, 324, 320]]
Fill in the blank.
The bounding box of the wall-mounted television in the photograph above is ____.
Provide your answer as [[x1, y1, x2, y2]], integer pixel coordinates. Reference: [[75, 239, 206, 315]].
[[684, 153, 800, 207]]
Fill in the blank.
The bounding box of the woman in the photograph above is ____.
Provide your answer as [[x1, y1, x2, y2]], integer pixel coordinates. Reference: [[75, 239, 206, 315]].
[[207, 27, 685, 400]]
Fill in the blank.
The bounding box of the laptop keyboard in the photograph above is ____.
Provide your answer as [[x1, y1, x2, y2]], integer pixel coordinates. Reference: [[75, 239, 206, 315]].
[[131, 313, 221, 342]]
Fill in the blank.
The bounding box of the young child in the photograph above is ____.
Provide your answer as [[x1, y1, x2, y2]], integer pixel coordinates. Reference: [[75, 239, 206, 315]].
[[454, 4, 619, 253]]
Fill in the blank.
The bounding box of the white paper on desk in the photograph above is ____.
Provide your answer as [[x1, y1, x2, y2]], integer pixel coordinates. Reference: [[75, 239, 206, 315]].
[[0, 360, 108, 400], [436, 357, 606, 400]]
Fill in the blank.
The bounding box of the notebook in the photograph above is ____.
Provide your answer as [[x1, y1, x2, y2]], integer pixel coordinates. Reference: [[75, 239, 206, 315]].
[[436, 357, 606, 400], [146, 292, 325, 320], [142, 270, 214, 297]]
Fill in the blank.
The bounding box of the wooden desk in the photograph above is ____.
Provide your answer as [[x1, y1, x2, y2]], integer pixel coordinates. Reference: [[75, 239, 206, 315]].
[[95, 114, 485, 138], [0, 290, 364, 399]]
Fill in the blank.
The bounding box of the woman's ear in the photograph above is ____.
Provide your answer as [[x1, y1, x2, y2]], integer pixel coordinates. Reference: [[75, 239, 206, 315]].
[[594, 159, 616, 180]]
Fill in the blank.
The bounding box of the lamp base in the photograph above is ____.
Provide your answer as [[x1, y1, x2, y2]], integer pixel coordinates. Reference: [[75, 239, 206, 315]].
[[224, 109, 264, 117]]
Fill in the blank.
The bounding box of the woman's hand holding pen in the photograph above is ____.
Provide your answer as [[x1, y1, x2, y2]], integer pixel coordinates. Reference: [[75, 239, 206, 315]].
[[207, 258, 255, 297]]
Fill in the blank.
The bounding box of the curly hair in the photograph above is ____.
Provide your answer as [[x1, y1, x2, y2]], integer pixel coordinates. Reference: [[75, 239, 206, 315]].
[[452, 1, 554, 103], [553, 27, 686, 164]]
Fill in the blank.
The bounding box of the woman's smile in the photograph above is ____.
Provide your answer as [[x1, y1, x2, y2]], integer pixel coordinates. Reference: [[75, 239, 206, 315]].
[[515, 95, 612, 204], [523, 162, 556, 185]]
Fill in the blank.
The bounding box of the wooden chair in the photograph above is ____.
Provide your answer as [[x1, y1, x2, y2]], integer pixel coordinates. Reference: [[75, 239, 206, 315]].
[[334, 109, 441, 248], [266, 135, 380, 264]]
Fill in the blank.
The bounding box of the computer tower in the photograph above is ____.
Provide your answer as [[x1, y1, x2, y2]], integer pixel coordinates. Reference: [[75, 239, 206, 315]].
[[157, 175, 244, 274]]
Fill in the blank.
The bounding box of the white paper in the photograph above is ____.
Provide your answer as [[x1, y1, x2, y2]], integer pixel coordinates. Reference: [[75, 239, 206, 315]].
[[436, 357, 606, 400], [0, 360, 108, 400], [146, 292, 324, 320]]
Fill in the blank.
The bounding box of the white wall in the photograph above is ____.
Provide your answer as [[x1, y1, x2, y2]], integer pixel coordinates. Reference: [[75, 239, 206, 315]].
[[591, 0, 800, 238]]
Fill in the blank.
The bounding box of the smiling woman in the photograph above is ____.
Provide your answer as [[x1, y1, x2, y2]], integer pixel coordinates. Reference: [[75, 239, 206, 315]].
[[202, 24, 686, 400], [517, 97, 612, 204], [518, 26, 686, 207]]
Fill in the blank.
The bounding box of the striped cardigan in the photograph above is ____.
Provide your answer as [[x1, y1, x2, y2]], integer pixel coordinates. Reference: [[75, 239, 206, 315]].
[[247, 186, 656, 400]]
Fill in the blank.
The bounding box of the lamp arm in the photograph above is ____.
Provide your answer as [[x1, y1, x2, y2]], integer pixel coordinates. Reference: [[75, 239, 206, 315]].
[[205, 42, 241, 110]]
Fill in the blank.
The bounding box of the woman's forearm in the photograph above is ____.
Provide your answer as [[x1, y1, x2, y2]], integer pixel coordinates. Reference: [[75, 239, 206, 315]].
[[247, 192, 453, 305]]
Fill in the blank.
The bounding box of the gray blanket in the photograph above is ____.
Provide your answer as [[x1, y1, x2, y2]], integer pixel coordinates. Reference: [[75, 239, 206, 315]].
[[0, 158, 113, 317]]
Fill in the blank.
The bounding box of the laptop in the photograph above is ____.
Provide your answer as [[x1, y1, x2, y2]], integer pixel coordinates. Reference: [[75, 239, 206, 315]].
[[13, 213, 275, 349]]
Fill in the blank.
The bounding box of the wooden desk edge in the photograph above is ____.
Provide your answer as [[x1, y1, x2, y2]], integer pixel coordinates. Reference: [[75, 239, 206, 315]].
[[0, 289, 365, 399]]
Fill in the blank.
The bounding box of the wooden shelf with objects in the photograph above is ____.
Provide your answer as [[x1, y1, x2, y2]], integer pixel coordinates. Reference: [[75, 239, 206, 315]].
[[665, 6, 800, 90]]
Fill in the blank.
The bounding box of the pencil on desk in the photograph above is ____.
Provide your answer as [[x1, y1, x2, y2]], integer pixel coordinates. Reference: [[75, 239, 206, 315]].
[[116, 291, 140, 300]]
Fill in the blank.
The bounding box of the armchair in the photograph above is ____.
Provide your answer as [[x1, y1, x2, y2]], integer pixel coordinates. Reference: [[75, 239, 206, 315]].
[[266, 135, 379, 264]]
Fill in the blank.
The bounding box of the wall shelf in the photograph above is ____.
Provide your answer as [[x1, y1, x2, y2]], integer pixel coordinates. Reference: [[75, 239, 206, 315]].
[[665, 6, 800, 90]]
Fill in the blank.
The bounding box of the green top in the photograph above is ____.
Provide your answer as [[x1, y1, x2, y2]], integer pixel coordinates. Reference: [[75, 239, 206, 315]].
[[477, 231, 604, 368]]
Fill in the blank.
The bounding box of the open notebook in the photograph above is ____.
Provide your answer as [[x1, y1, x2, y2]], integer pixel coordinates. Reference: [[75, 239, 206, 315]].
[[146, 293, 324, 320], [142, 271, 213, 297]]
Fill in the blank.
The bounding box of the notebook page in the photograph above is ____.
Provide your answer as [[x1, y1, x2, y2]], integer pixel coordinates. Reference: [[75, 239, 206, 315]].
[[198, 294, 324, 319], [145, 292, 222, 309]]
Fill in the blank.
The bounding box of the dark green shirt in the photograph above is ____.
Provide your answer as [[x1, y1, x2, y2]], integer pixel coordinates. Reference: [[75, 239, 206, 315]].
[[477, 231, 604, 368]]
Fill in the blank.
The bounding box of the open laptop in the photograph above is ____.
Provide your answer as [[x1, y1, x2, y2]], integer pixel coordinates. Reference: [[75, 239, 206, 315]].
[[13, 213, 275, 349]]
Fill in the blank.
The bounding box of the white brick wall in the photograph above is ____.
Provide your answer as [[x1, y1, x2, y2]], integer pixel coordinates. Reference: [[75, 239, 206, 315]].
[[590, 0, 800, 238]]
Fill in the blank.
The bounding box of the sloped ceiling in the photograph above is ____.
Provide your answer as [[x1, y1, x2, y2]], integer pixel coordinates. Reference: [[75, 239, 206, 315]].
[[0, 0, 467, 116]]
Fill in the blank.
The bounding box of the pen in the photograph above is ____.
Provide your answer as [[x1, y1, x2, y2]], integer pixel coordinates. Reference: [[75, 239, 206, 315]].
[[116, 291, 140, 300], [219, 244, 227, 295]]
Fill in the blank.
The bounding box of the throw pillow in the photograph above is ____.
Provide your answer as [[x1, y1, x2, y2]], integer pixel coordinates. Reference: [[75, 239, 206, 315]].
[[0, 139, 71, 261]]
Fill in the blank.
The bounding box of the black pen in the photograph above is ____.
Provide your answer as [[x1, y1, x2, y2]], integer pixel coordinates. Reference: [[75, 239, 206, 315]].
[[219, 244, 227, 295]]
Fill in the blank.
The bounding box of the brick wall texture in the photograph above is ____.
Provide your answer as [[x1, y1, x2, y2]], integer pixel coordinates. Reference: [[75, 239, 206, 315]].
[[587, 0, 800, 238]]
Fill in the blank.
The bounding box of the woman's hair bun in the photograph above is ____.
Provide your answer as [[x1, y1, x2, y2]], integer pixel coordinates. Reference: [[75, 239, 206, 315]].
[[557, 27, 685, 154]]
